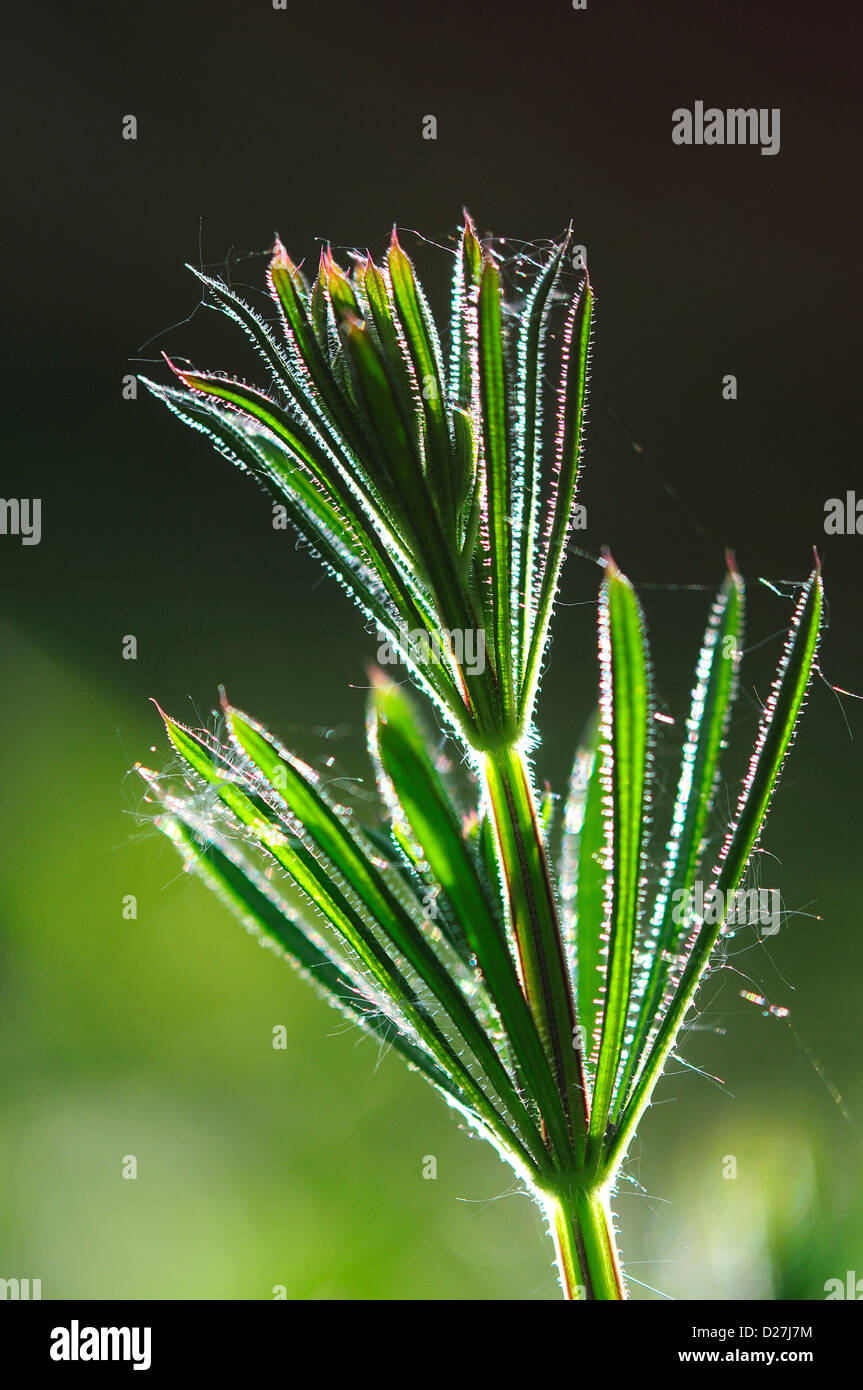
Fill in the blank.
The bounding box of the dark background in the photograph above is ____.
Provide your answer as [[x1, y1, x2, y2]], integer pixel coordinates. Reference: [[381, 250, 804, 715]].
[[1, 0, 860, 1299]]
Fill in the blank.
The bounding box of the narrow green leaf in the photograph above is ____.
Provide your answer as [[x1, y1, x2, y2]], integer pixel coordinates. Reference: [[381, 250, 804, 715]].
[[337, 314, 421, 512], [448, 212, 482, 413], [537, 785, 555, 842], [319, 252, 415, 508], [149, 364, 469, 698], [477, 813, 503, 914], [360, 254, 419, 425], [559, 709, 606, 1076], [225, 703, 551, 1172], [521, 275, 594, 726], [162, 360, 394, 544], [141, 377, 468, 725], [451, 407, 477, 522], [614, 559, 744, 1113], [158, 706, 546, 1173], [513, 236, 568, 681], [388, 231, 454, 522], [268, 239, 362, 449], [588, 560, 652, 1152], [607, 564, 824, 1176], [371, 681, 573, 1163], [146, 379, 362, 565], [714, 566, 823, 902], [363, 820, 473, 977], [482, 745, 588, 1161], [366, 687, 473, 967], [477, 255, 515, 725], [335, 320, 496, 741], [187, 267, 327, 430], [323, 248, 362, 321], [309, 263, 331, 359]]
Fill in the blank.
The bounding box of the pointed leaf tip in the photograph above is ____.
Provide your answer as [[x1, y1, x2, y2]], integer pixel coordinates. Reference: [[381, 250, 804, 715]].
[[160, 351, 195, 390], [269, 237, 294, 272]]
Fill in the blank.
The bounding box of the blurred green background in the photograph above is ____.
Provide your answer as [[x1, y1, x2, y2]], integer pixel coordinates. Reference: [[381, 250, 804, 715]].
[[2, 0, 861, 1298]]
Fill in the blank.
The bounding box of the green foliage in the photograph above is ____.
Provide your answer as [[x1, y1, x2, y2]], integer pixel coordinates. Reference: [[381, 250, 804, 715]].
[[138, 216, 825, 1298]]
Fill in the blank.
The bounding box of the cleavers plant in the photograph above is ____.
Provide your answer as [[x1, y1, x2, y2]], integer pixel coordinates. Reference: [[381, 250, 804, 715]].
[[137, 214, 824, 1299]]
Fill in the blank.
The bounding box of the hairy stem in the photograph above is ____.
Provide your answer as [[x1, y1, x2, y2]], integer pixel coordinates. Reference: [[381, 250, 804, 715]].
[[481, 745, 589, 1163], [543, 1181, 626, 1300]]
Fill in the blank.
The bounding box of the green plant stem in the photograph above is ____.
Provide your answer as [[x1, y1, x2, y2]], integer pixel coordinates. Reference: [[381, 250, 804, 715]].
[[543, 1182, 625, 1300], [480, 745, 627, 1298], [481, 745, 588, 1162]]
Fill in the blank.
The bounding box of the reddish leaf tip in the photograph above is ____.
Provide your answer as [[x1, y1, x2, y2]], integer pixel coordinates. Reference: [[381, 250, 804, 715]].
[[149, 697, 173, 727], [269, 236, 293, 272], [388, 226, 408, 263]]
